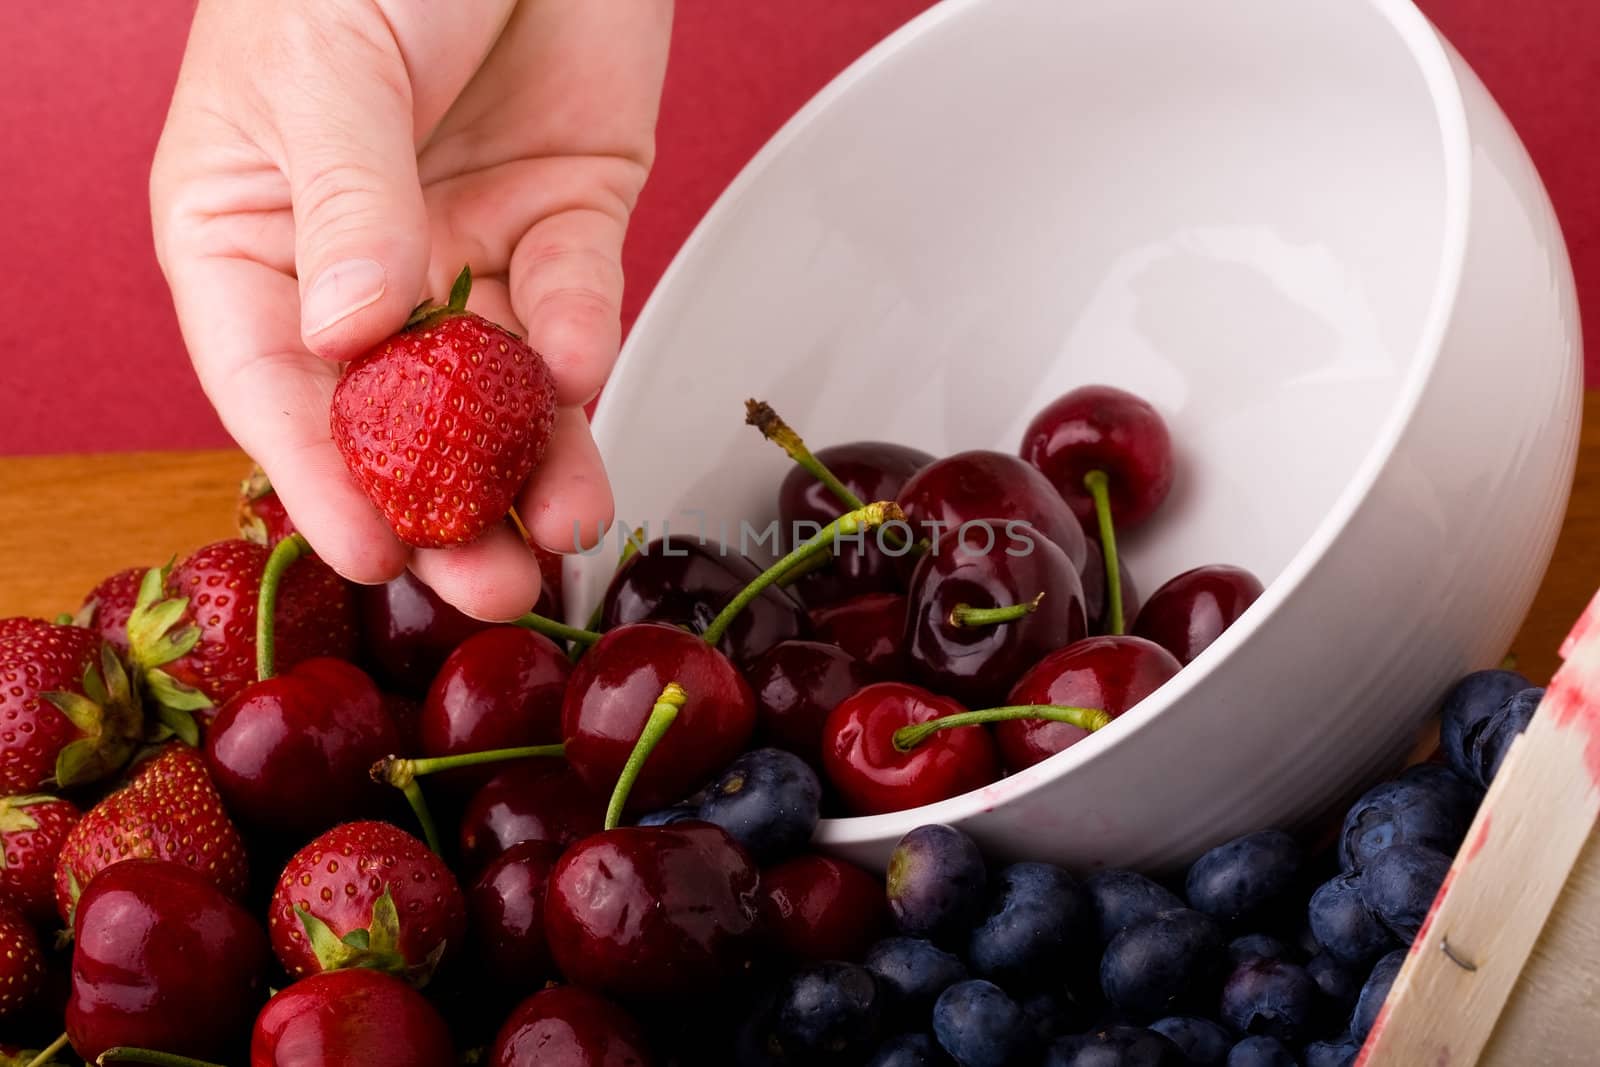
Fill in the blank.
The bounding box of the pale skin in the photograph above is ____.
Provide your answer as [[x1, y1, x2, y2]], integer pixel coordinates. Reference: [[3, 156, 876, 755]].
[[151, 0, 673, 620]]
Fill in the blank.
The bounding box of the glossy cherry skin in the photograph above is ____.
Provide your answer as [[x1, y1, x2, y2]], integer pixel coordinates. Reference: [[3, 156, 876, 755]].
[[420, 626, 570, 792], [749, 640, 877, 765], [251, 968, 454, 1067], [997, 635, 1181, 770], [1133, 564, 1265, 665], [492, 985, 654, 1067], [905, 527, 1087, 706], [206, 657, 400, 837], [459, 764, 605, 872], [470, 840, 562, 994], [358, 570, 494, 695], [1081, 539, 1142, 637], [545, 822, 762, 1001], [897, 450, 1089, 572], [761, 854, 889, 963], [563, 623, 756, 813], [67, 859, 270, 1062], [599, 536, 810, 664], [822, 682, 1000, 816], [1020, 385, 1174, 532], [778, 441, 935, 608], [812, 593, 910, 678]]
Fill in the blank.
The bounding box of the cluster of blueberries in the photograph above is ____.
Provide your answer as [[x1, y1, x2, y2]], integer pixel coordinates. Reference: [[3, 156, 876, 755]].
[[726, 667, 1542, 1067]]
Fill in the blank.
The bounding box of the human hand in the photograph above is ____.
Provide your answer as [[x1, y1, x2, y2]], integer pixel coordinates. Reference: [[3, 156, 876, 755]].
[[151, 0, 672, 619]]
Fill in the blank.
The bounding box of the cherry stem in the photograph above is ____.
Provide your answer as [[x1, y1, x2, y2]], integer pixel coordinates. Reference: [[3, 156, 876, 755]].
[[94, 1049, 226, 1067], [372, 745, 566, 789], [892, 704, 1113, 752], [1082, 470, 1125, 636], [511, 611, 600, 647], [702, 501, 905, 647], [257, 532, 311, 681], [950, 592, 1045, 628], [22, 1035, 69, 1067], [604, 682, 687, 830]]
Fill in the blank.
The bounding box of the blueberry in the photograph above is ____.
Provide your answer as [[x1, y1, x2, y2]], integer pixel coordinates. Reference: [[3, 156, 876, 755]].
[[1225, 1035, 1297, 1066], [1306, 952, 1363, 1013], [1186, 830, 1304, 924], [1100, 908, 1226, 1019], [864, 937, 969, 1025], [1303, 1036, 1360, 1067], [1085, 869, 1184, 946], [967, 862, 1092, 988], [1045, 1025, 1188, 1066], [1307, 871, 1394, 965], [637, 804, 701, 826], [1359, 845, 1451, 942], [1218, 957, 1317, 1042], [772, 961, 883, 1060], [1022, 986, 1095, 1045], [1337, 775, 1474, 872], [1469, 687, 1542, 787], [888, 826, 987, 940], [697, 748, 822, 863], [1397, 763, 1483, 815], [1228, 933, 1292, 966], [868, 1032, 953, 1067], [1351, 949, 1406, 1043], [1439, 668, 1530, 778], [932, 979, 1032, 1067], [1147, 1016, 1232, 1065]]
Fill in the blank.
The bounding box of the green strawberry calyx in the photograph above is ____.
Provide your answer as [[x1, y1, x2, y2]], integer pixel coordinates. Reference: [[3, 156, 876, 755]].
[[237, 466, 275, 546], [41, 641, 144, 788], [296, 888, 446, 988], [401, 265, 474, 331], [123, 563, 205, 746]]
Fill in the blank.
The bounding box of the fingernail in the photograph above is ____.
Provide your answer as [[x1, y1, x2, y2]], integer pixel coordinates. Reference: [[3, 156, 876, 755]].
[[303, 258, 387, 336]]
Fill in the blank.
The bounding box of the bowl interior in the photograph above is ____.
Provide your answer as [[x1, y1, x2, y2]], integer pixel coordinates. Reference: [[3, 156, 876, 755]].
[[571, 0, 1451, 662]]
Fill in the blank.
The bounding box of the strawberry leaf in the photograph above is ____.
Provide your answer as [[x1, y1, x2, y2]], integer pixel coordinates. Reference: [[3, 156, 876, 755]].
[[152, 705, 200, 748], [144, 669, 213, 714]]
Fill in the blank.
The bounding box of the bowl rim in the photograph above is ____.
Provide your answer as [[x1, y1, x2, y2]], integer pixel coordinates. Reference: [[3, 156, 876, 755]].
[[583, 0, 1474, 844]]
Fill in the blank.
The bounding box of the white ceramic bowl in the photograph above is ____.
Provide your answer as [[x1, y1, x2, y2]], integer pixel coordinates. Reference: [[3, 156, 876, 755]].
[[568, 0, 1582, 872]]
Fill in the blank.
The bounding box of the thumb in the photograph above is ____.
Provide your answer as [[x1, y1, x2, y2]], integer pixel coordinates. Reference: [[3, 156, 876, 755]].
[[273, 17, 430, 359]]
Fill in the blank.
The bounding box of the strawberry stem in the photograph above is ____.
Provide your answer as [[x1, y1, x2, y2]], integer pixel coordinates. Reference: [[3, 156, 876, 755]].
[[701, 501, 904, 647], [22, 1035, 69, 1067], [447, 265, 472, 312], [950, 592, 1045, 628], [257, 532, 311, 681], [891, 704, 1112, 753], [1083, 470, 1125, 636], [604, 682, 688, 830], [511, 612, 600, 648], [94, 1048, 226, 1067]]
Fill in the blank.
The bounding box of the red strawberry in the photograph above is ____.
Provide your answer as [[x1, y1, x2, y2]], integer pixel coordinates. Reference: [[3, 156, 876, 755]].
[[53, 744, 248, 923], [126, 540, 357, 726], [269, 820, 466, 986], [0, 793, 79, 926], [76, 567, 146, 659], [0, 902, 44, 1021], [237, 464, 298, 546], [0, 620, 141, 794], [330, 266, 559, 548]]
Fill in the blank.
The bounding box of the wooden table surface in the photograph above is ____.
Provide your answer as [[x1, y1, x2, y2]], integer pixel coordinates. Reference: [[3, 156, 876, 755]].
[[3, 399, 1598, 684]]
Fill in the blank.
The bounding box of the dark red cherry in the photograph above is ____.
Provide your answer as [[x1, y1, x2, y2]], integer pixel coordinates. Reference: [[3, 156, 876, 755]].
[[491, 985, 654, 1067], [997, 635, 1180, 770], [599, 536, 809, 664], [459, 763, 605, 872], [1081, 539, 1141, 636], [905, 526, 1087, 706], [563, 623, 756, 814], [469, 840, 562, 994], [1020, 385, 1174, 532], [67, 859, 270, 1063], [544, 823, 761, 1001], [358, 571, 495, 695], [419, 627, 570, 793], [821, 682, 1000, 815], [251, 968, 454, 1067], [761, 854, 888, 963], [778, 441, 934, 607], [381, 691, 424, 753], [749, 640, 877, 765], [205, 657, 399, 837], [811, 593, 909, 678], [897, 450, 1088, 571], [1133, 564, 1265, 665]]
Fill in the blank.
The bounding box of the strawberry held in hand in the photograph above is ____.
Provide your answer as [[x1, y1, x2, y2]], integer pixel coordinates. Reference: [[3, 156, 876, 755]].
[[330, 266, 559, 548]]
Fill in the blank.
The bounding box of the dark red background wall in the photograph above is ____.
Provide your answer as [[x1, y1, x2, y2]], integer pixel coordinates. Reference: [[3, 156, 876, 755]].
[[1, 1, 1593, 456]]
